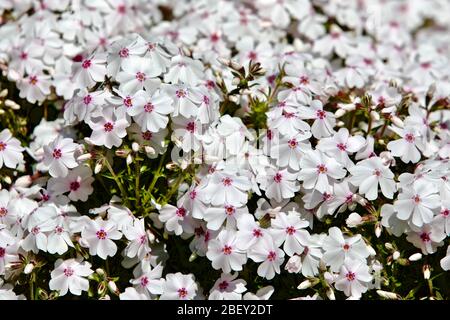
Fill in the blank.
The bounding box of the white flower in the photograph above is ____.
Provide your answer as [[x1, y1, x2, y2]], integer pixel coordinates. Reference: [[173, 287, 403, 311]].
[[164, 55, 204, 86], [348, 157, 396, 200], [160, 273, 198, 300], [88, 107, 130, 149], [116, 56, 161, 94], [0, 224, 15, 248], [235, 213, 268, 250], [123, 218, 152, 260], [43, 136, 78, 178], [206, 229, 247, 273], [394, 183, 440, 228], [387, 126, 425, 163], [16, 70, 51, 103], [0, 129, 24, 169], [47, 166, 94, 202], [81, 218, 122, 259], [49, 258, 93, 296], [270, 211, 310, 256], [298, 150, 346, 193], [203, 204, 248, 231], [257, 168, 300, 203], [73, 53, 107, 89], [130, 264, 165, 297], [322, 227, 370, 272], [248, 237, 285, 280], [334, 259, 372, 299], [298, 100, 336, 138], [441, 246, 450, 271], [159, 204, 193, 236], [406, 220, 446, 255], [209, 273, 247, 300]]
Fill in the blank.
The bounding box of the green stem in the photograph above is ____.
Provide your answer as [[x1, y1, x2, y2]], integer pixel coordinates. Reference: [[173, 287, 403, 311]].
[[29, 275, 35, 300], [135, 160, 141, 207], [142, 152, 167, 206], [104, 157, 129, 207]]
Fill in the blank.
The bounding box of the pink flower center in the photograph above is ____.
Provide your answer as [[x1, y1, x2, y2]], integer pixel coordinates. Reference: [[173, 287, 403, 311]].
[[267, 130, 273, 140], [337, 143, 347, 151], [119, 48, 129, 58], [123, 96, 133, 108], [177, 288, 188, 298], [96, 229, 107, 240], [218, 281, 229, 291], [140, 276, 149, 287], [373, 169, 381, 177], [31, 226, 40, 235], [20, 51, 28, 60], [176, 89, 186, 98], [316, 164, 327, 174], [83, 95, 92, 105], [147, 43, 156, 51], [413, 195, 421, 204], [142, 131, 152, 140], [322, 192, 332, 201], [331, 32, 340, 39], [420, 62, 431, 69], [186, 122, 195, 133], [441, 209, 450, 217], [286, 226, 296, 235], [0, 207, 7, 217], [405, 133, 415, 143], [283, 112, 295, 119], [189, 190, 197, 199], [210, 33, 220, 43], [0, 247, 5, 258], [176, 207, 186, 217], [248, 51, 257, 60], [81, 59, 91, 69], [420, 232, 431, 242], [70, 181, 81, 191], [104, 122, 114, 132], [267, 251, 277, 261], [225, 205, 235, 216], [273, 172, 283, 183], [288, 139, 298, 149], [52, 148, 62, 159], [144, 103, 154, 113], [253, 228, 263, 238], [55, 226, 64, 234], [299, 75, 309, 85], [346, 271, 356, 281], [343, 244, 350, 251], [139, 235, 147, 244], [222, 177, 232, 186], [203, 95, 210, 105], [222, 245, 233, 255], [0, 142, 6, 151], [316, 110, 326, 119], [29, 75, 38, 85], [345, 193, 353, 203], [117, 4, 126, 14], [63, 267, 74, 277], [136, 72, 146, 82]]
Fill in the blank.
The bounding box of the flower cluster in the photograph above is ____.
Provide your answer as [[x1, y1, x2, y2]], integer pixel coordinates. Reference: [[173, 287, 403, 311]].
[[0, 0, 449, 300]]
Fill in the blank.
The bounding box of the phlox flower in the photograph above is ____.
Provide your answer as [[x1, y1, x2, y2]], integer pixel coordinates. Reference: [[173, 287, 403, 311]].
[[47, 166, 94, 202], [206, 229, 247, 273], [160, 273, 198, 300], [209, 273, 247, 300], [270, 211, 310, 257], [334, 259, 372, 299], [248, 237, 285, 280], [88, 107, 130, 149], [43, 136, 78, 178], [49, 258, 93, 296], [0, 129, 24, 169], [257, 168, 300, 203], [81, 218, 122, 259]]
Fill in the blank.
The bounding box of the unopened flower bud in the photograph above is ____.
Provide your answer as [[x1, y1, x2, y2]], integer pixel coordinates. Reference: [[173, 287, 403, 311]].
[[353, 194, 367, 207], [375, 222, 382, 238], [24, 263, 35, 274], [335, 109, 346, 118], [115, 149, 129, 158], [0, 88, 7, 98], [4, 99, 21, 110], [297, 279, 312, 290], [385, 242, 394, 251], [336, 121, 345, 127], [3, 176, 11, 185], [108, 281, 119, 295], [14, 175, 32, 188], [77, 153, 92, 162], [230, 60, 243, 71], [96, 268, 106, 277], [189, 252, 198, 262], [144, 146, 156, 155], [391, 115, 404, 128], [94, 161, 103, 174], [126, 154, 133, 165], [326, 287, 336, 300], [423, 264, 431, 279], [370, 110, 380, 121], [232, 77, 241, 86], [97, 282, 107, 296], [346, 212, 363, 227], [408, 253, 422, 262], [377, 290, 400, 300], [393, 251, 400, 260], [132, 142, 140, 152]]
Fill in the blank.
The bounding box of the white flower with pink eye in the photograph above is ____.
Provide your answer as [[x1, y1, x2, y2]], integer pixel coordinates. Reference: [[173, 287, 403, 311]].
[[123, 218, 152, 260], [334, 259, 372, 299], [387, 126, 425, 164], [130, 264, 165, 297], [81, 218, 122, 260], [43, 136, 79, 178], [203, 204, 249, 231], [116, 56, 161, 94], [272, 133, 312, 171], [317, 128, 366, 168], [119, 287, 149, 300], [49, 258, 93, 296], [393, 183, 440, 228], [171, 116, 202, 152], [257, 168, 300, 203], [0, 224, 15, 248], [235, 213, 267, 251], [206, 229, 247, 273], [209, 273, 247, 300], [434, 200, 450, 235], [0, 129, 24, 169], [107, 36, 147, 77], [158, 203, 194, 236], [298, 150, 346, 193], [126, 90, 174, 133], [406, 220, 446, 255], [348, 156, 396, 200], [63, 89, 106, 125], [47, 165, 94, 202], [0, 242, 19, 276], [16, 70, 51, 103], [164, 55, 204, 86], [248, 236, 285, 280], [88, 107, 130, 149], [270, 211, 310, 257], [73, 53, 107, 89], [298, 100, 336, 138], [160, 273, 198, 300], [200, 171, 252, 207], [322, 227, 370, 272], [164, 84, 202, 119]]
